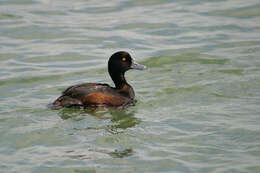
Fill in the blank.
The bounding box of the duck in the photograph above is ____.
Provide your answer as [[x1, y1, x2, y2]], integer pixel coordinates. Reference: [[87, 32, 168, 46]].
[[49, 51, 147, 109]]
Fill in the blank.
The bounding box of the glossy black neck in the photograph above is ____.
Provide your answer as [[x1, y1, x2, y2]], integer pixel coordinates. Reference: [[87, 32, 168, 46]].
[[108, 69, 127, 89]]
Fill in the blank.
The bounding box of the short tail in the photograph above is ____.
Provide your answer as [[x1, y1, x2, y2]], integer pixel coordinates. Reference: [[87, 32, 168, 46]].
[[47, 97, 64, 110], [47, 96, 83, 110]]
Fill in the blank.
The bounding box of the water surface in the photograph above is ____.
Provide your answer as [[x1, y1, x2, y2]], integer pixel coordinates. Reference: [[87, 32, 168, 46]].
[[0, 0, 260, 172]]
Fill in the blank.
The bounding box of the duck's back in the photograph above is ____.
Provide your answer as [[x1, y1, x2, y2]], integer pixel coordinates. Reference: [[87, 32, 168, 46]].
[[50, 83, 134, 109]]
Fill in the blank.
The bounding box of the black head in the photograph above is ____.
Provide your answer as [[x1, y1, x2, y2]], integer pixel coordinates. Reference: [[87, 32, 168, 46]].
[[108, 51, 146, 74], [108, 51, 132, 74], [108, 51, 146, 88]]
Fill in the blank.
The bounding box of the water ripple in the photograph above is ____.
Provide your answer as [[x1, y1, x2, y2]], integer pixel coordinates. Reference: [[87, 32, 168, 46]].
[[0, 0, 260, 172]]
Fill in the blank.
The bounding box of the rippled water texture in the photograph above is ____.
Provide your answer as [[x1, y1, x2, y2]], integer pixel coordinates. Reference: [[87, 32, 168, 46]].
[[1, 0, 260, 172]]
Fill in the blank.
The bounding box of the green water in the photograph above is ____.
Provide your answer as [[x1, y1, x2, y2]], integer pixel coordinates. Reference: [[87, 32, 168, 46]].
[[1, 0, 260, 173]]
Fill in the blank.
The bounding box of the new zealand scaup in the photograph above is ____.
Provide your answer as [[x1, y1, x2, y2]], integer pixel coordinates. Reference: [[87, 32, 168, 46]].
[[49, 51, 146, 109]]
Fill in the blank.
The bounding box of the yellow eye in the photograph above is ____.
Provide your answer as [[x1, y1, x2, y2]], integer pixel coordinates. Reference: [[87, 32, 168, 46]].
[[122, 57, 126, 61]]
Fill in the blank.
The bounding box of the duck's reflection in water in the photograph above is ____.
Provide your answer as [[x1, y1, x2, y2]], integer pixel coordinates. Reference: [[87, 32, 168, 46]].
[[66, 148, 134, 160], [58, 108, 138, 159], [58, 107, 140, 134]]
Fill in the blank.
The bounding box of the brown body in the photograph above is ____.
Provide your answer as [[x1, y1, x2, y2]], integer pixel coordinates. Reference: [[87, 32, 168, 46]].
[[51, 83, 135, 109]]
